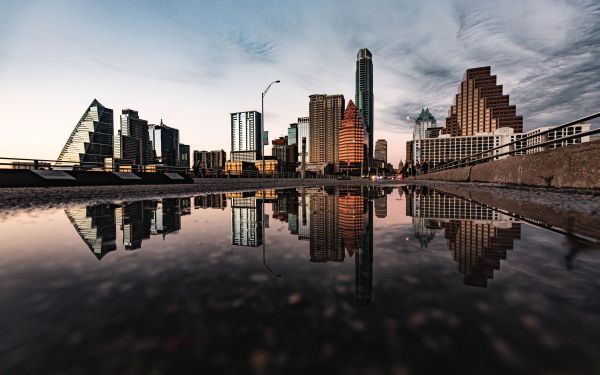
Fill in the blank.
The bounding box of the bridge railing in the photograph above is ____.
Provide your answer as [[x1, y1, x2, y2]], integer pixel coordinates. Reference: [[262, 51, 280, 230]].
[[0, 157, 343, 179], [428, 112, 600, 173]]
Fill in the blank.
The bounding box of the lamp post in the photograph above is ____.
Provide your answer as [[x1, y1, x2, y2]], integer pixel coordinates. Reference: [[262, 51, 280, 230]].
[[261, 80, 280, 177]]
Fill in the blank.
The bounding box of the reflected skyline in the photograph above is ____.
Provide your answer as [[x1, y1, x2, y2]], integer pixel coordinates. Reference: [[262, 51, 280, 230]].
[[64, 186, 597, 294]]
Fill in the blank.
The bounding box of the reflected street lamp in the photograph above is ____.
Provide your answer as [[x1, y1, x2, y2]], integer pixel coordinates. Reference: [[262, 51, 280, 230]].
[[261, 80, 280, 177]]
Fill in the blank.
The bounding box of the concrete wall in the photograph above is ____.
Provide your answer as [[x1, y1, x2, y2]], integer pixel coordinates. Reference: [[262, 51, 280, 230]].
[[417, 139, 600, 189]]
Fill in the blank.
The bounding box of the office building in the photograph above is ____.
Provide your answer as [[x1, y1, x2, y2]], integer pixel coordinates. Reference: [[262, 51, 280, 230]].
[[57, 99, 114, 169], [338, 100, 367, 174], [411, 124, 591, 165], [444, 66, 523, 137], [231, 111, 262, 162], [148, 120, 180, 168], [288, 123, 298, 145], [114, 109, 153, 168], [374, 139, 387, 162], [309, 94, 345, 164], [297, 116, 310, 162], [413, 108, 442, 140], [193, 149, 227, 169], [356, 48, 374, 158], [179, 144, 190, 170]]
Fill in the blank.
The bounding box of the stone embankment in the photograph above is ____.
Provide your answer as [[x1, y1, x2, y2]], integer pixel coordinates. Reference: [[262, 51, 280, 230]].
[[416, 139, 600, 189]]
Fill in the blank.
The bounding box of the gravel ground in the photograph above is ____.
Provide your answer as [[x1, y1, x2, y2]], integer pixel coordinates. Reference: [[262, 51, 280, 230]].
[[0, 178, 402, 213]]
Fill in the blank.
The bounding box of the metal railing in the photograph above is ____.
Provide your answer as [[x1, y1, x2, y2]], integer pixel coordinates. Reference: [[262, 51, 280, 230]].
[[0, 156, 345, 179], [427, 112, 600, 173]]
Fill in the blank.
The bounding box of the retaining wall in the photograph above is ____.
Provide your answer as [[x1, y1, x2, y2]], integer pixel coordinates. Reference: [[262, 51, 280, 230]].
[[417, 139, 600, 189]]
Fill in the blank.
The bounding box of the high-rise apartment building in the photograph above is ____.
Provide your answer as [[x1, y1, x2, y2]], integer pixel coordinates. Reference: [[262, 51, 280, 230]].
[[297, 116, 309, 162], [338, 100, 367, 174], [231, 111, 262, 162], [444, 66, 523, 137], [57, 99, 114, 169], [374, 139, 387, 162], [356, 48, 374, 159], [148, 120, 180, 167], [309, 94, 344, 164]]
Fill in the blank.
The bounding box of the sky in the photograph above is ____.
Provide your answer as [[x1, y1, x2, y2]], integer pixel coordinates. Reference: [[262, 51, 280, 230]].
[[1, 0, 598, 166]]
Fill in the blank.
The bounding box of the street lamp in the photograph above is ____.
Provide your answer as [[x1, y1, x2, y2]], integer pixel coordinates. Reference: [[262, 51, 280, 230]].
[[261, 80, 280, 177]]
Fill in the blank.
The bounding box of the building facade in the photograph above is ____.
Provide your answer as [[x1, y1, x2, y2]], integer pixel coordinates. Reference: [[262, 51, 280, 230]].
[[411, 124, 590, 166], [178, 143, 190, 170], [115, 109, 153, 167], [231, 111, 262, 162], [57, 99, 114, 169], [356, 48, 374, 159], [309, 94, 345, 164], [338, 100, 367, 175], [193, 149, 226, 169], [297, 116, 310, 162], [148, 120, 180, 168], [444, 66, 523, 137], [374, 139, 387, 162]]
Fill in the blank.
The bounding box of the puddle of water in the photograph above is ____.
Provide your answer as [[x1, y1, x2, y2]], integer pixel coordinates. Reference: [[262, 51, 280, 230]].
[[1, 186, 599, 373]]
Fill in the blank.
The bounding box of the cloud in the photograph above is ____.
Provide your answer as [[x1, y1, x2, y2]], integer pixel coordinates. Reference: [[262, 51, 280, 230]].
[[0, 0, 598, 165]]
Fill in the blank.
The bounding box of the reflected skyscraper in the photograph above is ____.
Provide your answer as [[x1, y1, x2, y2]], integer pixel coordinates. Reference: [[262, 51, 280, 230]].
[[194, 194, 227, 210], [57, 99, 114, 169], [121, 201, 153, 250], [231, 196, 263, 247], [151, 198, 183, 237], [297, 187, 311, 241], [65, 204, 117, 260], [406, 187, 522, 287], [443, 221, 521, 287], [356, 196, 373, 305], [309, 188, 343, 262], [374, 196, 387, 218]]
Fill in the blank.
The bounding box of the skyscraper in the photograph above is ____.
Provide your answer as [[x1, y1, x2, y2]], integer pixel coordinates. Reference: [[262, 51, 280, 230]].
[[57, 99, 114, 169], [230, 111, 262, 162], [444, 66, 523, 137], [374, 139, 387, 162], [338, 100, 367, 174], [288, 123, 298, 145], [297, 116, 310, 162], [356, 48, 374, 159], [309, 94, 344, 164], [115, 109, 153, 168], [148, 120, 180, 168]]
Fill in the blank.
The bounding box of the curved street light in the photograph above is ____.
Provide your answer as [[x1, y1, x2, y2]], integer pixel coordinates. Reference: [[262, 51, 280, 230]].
[[261, 80, 281, 177]]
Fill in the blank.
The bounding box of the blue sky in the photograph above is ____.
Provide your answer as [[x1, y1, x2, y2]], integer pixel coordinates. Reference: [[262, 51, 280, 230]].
[[1, 0, 598, 165]]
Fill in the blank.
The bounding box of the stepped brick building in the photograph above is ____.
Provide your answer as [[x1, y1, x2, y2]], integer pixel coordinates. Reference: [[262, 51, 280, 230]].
[[444, 66, 523, 136]]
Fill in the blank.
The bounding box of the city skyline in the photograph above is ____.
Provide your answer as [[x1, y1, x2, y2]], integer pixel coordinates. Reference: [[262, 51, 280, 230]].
[[2, 1, 598, 166]]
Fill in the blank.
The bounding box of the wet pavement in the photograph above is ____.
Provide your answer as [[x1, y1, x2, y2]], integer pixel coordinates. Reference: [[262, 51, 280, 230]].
[[1, 185, 599, 374]]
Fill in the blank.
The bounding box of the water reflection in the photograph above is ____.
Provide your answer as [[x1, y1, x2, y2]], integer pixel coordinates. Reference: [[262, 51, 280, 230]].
[[65, 186, 598, 293], [404, 186, 522, 287]]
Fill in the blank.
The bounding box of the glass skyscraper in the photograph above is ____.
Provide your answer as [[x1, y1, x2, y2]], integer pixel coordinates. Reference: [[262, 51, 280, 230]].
[[57, 99, 114, 169], [355, 48, 374, 159], [231, 111, 262, 162], [297, 116, 309, 162], [148, 120, 180, 168], [115, 109, 154, 167]]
